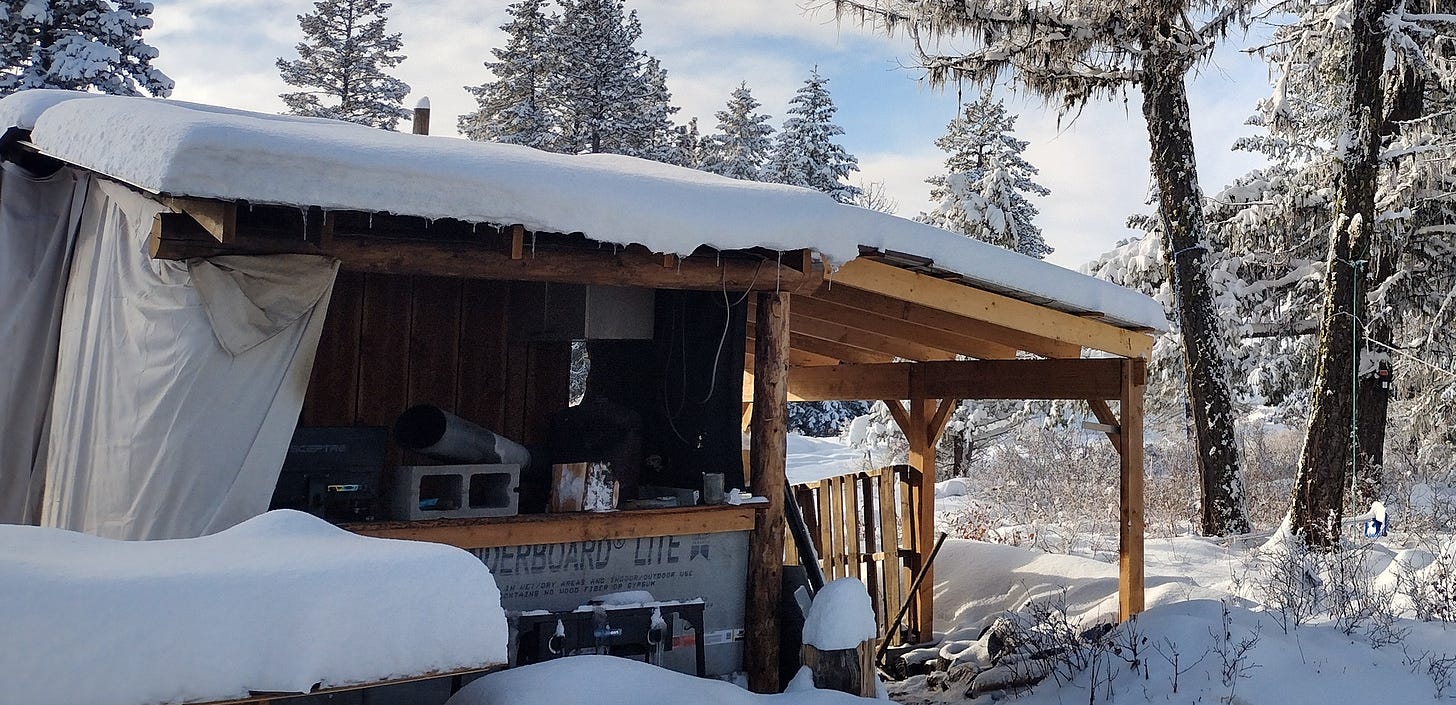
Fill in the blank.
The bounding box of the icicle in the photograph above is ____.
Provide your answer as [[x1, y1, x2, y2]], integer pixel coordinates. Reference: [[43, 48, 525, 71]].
[[775, 250, 782, 293], [531, 232, 537, 257], [368, 213, 374, 229]]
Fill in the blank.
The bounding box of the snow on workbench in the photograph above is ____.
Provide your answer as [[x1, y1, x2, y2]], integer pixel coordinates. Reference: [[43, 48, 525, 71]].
[[0, 510, 507, 705], [0, 90, 1165, 332]]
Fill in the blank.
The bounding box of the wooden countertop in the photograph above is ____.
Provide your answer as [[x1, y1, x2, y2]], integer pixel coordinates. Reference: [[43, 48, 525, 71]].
[[344, 504, 757, 550]]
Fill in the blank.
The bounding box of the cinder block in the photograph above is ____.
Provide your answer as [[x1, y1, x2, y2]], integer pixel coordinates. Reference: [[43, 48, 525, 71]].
[[392, 464, 520, 520]]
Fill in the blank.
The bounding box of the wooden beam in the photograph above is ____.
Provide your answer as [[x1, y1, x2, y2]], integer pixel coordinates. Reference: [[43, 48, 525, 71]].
[[810, 284, 1082, 359], [746, 291, 790, 694], [792, 295, 1019, 360], [346, 505, 755, 549], [162, 196, 236, 244], [1119, 358, 1146, 620], [151, 214, 823, 292], [929, 398, 957, 441], [776, 359, 1141, 402], [882, 399, 912, 435], [1086, 399, 1123, 452], [831, 259, 1154, 358]]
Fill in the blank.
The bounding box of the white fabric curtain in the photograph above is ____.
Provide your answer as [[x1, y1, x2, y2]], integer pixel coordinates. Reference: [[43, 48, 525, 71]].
[[0, 163, 86, 524], [40, 178, 339, 540]]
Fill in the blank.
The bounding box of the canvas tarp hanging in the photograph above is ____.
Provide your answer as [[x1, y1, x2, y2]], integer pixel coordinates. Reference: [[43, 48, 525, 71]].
[[40, 177, 339, 540], [0, 163, 87, 524]]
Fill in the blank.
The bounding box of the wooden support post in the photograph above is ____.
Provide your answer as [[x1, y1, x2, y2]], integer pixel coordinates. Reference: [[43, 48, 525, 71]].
[[801, 640, 877, 697], [907, 397, 937, 642], [746, 291, 790, 693], [1118, 358, 1146, 619]]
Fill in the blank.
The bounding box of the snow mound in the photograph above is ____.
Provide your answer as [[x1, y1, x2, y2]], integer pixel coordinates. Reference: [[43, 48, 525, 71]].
[[0, 90, 1166, 332], [0, 510, 507, 705], [445, 655, 879, 705], [803, 578, 878, 650]]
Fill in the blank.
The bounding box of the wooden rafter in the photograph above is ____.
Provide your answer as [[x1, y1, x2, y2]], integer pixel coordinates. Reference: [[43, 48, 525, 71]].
[[750, 300, 956, 361], [746, 323, 893, 365], [809, 284, 1082, 359], [830, 259, 1154, 358], [162, 196, 236, 244], [791, 295, 1018, 360]]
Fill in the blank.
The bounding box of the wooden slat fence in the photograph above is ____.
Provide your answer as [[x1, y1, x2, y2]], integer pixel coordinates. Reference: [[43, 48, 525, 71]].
[[785, 464, 922, 646]]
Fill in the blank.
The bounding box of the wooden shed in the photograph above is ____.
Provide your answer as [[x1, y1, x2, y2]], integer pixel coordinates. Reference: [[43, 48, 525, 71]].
[[0, 91, 1162, 694]]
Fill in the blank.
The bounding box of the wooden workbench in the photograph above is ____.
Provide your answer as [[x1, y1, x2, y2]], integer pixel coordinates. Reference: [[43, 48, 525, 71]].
[[344, 504, 757, 550]]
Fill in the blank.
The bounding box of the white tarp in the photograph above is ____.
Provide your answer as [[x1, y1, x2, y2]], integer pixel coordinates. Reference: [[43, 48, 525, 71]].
[[0, 163, 86, 524], [39, 177, 338, 540]]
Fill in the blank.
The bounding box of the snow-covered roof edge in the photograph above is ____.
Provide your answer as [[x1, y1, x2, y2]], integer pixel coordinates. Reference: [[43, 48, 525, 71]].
[[0, 90, 1167, 332]]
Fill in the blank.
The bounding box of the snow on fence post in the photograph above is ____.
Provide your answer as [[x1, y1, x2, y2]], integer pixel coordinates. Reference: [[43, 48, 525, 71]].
[[799, 578, 878, 698]]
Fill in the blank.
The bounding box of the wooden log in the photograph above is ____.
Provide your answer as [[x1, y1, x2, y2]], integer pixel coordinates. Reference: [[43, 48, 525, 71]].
[[800, 640, 877, 698], [745, 291, 790, 693]]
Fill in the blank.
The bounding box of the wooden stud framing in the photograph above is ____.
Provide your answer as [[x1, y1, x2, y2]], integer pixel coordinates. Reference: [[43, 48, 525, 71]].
[[792, 295, 1019, 360], [831, 259, 1154, 358]]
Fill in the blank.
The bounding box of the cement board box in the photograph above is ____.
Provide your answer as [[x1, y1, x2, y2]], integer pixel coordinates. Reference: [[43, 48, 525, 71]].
[[471, 530, 749, 677]]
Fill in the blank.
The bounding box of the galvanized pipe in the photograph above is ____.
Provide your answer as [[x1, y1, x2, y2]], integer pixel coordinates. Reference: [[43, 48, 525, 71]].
[[394, 404, 531, 467]]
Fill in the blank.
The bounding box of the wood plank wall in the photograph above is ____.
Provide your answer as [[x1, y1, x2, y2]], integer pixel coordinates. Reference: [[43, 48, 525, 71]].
[[301, 271, 570, 466]]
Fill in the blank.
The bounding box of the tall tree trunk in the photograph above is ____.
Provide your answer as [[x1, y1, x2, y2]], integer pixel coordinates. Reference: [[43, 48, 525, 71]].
[[1141, 51, 1250, 536], [1290, 0, 1393, 548], [1354, 63, 1427, 507]]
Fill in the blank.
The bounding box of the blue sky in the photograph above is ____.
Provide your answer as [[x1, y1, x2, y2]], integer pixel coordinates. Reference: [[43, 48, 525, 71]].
[[148, 0, 1271, 269]]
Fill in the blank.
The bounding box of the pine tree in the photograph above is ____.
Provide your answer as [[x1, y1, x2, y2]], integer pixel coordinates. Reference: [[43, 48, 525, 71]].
[[702, 82, 775, 181], [0, 0, 172, 97], [833, 0, 1255, 535], [923, 92, 1051, 258], [670, 117, 705, 168], [769, 68, 861, 203], [459, 0, 556, 149], [276, 0, 410, 130], [550, 0, 654, 155], [616, 55, 682, 162]]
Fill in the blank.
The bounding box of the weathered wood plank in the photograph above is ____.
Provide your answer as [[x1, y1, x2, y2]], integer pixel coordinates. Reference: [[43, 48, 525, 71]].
[[302, 270, 363, 426], [407, 276, 463, 409]]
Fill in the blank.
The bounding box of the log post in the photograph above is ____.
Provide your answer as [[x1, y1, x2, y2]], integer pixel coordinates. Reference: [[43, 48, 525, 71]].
[[1118, 358, 1146, 619], [746, 291, 790, 693]]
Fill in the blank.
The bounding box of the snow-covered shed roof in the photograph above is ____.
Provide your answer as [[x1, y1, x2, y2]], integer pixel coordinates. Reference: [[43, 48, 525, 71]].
[[0, 90, 1165, 332]]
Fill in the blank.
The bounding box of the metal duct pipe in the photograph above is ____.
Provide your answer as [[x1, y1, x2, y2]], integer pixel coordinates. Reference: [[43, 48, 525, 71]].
[[394, 405, 531, 467]]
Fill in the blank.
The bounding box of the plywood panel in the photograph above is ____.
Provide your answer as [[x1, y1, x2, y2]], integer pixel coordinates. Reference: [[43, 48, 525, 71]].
[[457, 280, 510, 432]]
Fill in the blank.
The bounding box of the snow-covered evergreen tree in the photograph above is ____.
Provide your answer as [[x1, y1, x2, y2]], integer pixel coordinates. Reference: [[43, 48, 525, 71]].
[[670, 116, 705, 168], [276, 0, 410, 129], [701, 82, 775, 181], [616, 55, 682, 162], [768, 68, 861, 203], [0, 0, 172, 97], [788, 401, 871, 438], [922, 93, 1052, 258], [459, 0, 556, 149], [549, 0, 678, 158]]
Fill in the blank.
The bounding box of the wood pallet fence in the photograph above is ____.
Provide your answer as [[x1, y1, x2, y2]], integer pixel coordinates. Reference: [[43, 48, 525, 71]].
[[785, 464, 921, 646]]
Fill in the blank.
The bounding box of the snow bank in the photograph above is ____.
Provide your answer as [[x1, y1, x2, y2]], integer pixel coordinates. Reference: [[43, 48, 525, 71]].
[[1, 510, 507, 705], [0, 90, 1166, 332], [445, 655, 879, 705], [802, 578, 878, 650]]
